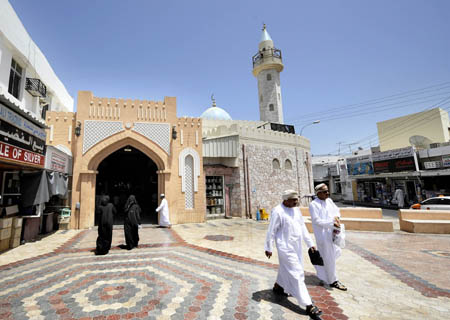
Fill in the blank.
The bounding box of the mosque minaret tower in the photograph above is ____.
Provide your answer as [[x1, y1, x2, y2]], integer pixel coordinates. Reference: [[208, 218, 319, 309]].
[[252, 24, 284, 124]]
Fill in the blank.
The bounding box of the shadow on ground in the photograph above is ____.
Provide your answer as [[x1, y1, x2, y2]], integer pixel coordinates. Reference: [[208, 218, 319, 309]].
[[252, 289, 308, 316]]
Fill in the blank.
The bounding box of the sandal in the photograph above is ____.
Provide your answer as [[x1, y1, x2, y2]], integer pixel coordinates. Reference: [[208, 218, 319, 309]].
[[272, 282, 288, 297], [306, 304, 323, 318], [331, 281, 347, 291]]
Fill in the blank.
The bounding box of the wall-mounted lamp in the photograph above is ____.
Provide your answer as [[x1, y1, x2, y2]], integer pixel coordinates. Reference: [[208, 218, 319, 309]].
[[172, 126, 177, 140], [75, 121, 82, 137]]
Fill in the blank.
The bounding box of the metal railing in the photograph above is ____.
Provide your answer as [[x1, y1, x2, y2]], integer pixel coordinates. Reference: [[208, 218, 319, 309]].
[[252, 48, 282, 67], [25, 78, 47, 97]]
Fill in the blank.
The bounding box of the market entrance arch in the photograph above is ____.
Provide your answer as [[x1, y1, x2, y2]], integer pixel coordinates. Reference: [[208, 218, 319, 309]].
[[95, 145, 158, 225]]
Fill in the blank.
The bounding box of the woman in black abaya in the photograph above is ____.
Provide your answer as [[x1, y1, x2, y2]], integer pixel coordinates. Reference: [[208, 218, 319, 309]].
[[95, 196, 116, 255], [123, 195, 141, 250]]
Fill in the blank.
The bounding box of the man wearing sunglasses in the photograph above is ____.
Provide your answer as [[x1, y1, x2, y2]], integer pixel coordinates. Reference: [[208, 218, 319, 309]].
[[265, 190, 323, 318], [309, 183, 347, 291]]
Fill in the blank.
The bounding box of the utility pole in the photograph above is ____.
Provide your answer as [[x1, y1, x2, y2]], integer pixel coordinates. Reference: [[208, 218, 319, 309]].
[[345, 143, 357, 154], [337, 141, 344, 155]]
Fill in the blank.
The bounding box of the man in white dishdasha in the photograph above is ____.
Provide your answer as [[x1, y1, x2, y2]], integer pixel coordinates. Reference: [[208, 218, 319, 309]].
[[265, 190, 322, 318], [309, 183, 347, 291]]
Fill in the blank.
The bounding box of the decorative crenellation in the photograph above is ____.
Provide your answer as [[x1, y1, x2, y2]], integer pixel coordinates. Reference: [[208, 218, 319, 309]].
[[87, 97, 170, 122], [203, 123, 309, 148], [175, 117, 202, 147], [46, 111, 76, 123]]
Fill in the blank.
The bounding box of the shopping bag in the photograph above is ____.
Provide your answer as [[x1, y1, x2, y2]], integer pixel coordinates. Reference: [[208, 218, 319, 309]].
[[333, 224, 346, 248]]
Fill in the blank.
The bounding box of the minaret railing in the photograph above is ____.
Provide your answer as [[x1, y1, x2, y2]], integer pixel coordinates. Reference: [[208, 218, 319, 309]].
[[252, 48, 282, 67]]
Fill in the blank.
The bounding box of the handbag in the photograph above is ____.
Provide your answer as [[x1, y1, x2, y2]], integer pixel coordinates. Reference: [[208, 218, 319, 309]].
[[333, 224, 346, 248], [308, 248, 324, 266]]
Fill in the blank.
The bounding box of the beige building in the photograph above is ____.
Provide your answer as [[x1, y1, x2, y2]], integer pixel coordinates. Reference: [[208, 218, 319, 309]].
[[377, 107, 450, 152], [46, 91, 205, 229]]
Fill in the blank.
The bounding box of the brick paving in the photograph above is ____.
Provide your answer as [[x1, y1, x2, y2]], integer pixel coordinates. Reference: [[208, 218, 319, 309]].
[[0, 219, 449, 319]]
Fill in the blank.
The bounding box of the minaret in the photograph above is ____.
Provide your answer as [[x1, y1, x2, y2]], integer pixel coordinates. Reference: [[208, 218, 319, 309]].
[[252, 24, 284, 124]]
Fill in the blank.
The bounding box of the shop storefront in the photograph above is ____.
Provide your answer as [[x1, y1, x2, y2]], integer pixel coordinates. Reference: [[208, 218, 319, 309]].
[[204, 165, 238, 219], [347, 147, 422, 207], [42, 145, 72, 232], [0, 101, 47, 250]]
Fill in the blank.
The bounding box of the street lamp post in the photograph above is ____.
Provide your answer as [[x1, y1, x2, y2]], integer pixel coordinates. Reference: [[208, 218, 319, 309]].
[[299, 120, 320, 136]]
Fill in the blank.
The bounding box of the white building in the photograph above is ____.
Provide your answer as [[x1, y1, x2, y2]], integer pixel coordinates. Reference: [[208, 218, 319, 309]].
[[0, 1, 73, 246], [0, 0, 73, 124]]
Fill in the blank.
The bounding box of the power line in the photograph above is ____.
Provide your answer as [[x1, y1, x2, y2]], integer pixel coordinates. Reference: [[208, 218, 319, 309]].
[[293, 81, 450, 122], [292, 90, 450, 125]]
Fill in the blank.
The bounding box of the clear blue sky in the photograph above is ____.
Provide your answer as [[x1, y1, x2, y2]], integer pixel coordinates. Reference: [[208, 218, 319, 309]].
[[9, 0, 450, 155]]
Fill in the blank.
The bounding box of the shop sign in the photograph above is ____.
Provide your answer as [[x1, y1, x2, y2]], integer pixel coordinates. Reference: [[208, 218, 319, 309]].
[[45, 146, 71, 174], [0, 141, 45, 166], [373, 157, 416, 173], [371, 146, 414, 162], [442, 155, 450, 167], [0, 103, 46, 154], [424, 161, 441, 169], [346, 155, 374, 175]]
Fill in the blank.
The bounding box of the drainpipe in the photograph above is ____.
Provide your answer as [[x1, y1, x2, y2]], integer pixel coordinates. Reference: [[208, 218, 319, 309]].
[[245, 151, 252, 219], [295, 147, 301, 198], [242, 144, 249, 219]]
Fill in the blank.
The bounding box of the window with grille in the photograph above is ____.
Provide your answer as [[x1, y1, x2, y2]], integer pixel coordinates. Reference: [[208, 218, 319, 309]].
[[266, 73, 272, 81], [8, 59, 23, 99], [269, 104, 274, 111], [184, 155, 195, 209]]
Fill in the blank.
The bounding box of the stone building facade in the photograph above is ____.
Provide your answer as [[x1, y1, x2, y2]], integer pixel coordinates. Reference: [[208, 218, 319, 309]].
[[203, 122, 312, 218], [47, 91, 205, 229]]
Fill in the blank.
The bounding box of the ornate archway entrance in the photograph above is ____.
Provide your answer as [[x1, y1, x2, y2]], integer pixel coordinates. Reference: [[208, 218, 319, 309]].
[[95, 145, 158, 225]]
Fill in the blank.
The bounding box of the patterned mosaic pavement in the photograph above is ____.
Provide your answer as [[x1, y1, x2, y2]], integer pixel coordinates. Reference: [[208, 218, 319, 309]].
[[1, 219, 449, 319]]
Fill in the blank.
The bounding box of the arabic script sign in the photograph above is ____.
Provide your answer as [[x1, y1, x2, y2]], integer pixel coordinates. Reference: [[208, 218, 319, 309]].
[[0, 141, 44, 166], [0, 118, 46, 155]]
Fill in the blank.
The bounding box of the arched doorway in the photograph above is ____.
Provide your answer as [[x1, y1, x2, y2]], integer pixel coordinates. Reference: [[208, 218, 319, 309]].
[[95, 145, 158, 225]]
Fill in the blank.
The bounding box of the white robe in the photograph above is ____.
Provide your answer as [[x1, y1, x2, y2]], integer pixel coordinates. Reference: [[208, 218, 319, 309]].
[[265, 204, 314, 307], [393, 189, 404, 208], [156, 198, 171, 226], [309, 198, 341, 284]]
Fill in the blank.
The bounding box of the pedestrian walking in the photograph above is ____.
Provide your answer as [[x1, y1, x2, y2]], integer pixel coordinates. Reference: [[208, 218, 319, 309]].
[[123, 195, 141, 250], [309, 183, 347, 291], [156, 194, 171, 228], [265, 190, 323, 318], [95, 195, 116, 255]]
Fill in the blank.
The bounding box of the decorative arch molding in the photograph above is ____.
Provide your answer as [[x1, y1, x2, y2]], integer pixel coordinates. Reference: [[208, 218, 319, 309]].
[[82, 120, 171, 155], [83, 130, 168, 172], [178, 147, 200, 192], [83, 120, 124, 154]]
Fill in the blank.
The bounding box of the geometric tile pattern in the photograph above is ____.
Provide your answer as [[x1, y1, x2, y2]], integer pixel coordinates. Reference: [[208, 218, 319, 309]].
[[347, 240, 450, 298], [132, 122, 171, 155], [82, 120, 124, 154], [2, 220, 450, 319], [0, 227, 346, 320], [184, 155, 194, 209]]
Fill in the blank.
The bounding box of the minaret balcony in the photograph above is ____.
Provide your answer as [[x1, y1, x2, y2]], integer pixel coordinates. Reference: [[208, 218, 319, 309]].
[[252, 48, 282, 68]]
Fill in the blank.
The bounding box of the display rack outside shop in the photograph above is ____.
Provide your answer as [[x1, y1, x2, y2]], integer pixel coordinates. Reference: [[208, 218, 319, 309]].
[[206, 176, 225, 216]]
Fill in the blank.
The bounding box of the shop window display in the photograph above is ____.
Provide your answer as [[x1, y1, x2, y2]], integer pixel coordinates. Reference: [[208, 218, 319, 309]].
[[205, 176, 224, 215]]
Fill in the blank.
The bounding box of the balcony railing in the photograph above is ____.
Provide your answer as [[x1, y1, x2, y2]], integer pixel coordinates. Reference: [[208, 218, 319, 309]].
[[252, 48, 282, 67], [25, 78, 46, 97]]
